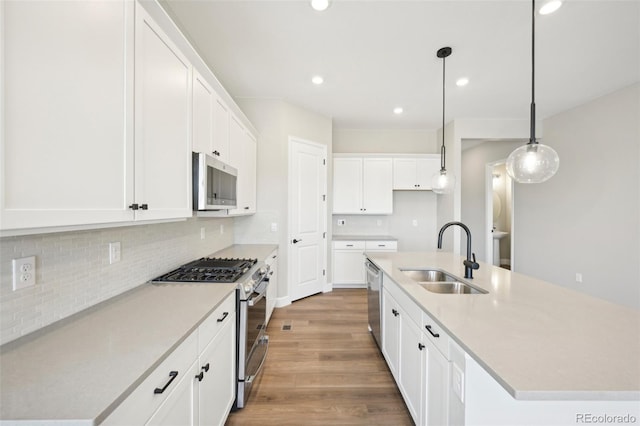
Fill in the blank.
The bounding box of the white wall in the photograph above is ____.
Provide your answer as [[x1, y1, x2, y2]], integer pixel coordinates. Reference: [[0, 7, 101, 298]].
[[333, 129, 437, 153], [514, 83, 640, 308], [0, 218, 234, 345], [234, 98, 332, 303]]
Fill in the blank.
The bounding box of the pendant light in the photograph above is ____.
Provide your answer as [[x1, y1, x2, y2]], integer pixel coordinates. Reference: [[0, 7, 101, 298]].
[[431, 47, 456, 194], [506, 0, 560, 183]]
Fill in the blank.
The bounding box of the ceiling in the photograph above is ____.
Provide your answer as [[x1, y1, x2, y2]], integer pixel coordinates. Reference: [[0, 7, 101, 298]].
[[162, 0, 639, 130]]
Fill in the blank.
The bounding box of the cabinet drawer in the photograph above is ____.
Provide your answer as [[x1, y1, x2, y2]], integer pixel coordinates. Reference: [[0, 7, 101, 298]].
[[103, 331, 198, 425], [198, 291, 236, 353], [422, 310, 450, 359], [333, 240, 366, 250], [365, 240, 397, 251]]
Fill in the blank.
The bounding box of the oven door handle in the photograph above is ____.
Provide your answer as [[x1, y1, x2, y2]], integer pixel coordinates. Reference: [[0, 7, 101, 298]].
[[248, 288, 267, 307]]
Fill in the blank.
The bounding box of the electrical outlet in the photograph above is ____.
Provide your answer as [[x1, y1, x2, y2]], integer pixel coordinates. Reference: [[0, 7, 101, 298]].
[[575, 273, 583, 283], [376, 220, 382, 227], [337, 219, 345, 226], [109, 242, 121, 264], [12, 256, 36, 291], [220, 224, 224, 234], [412, 219, 418, 227], [200, 227, 206, 240], [452, 364, 465, 403], [271, 222, 278, 232]]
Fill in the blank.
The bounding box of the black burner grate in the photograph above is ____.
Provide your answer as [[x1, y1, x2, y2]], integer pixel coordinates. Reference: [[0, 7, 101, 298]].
[[152, 257, 257, 283]]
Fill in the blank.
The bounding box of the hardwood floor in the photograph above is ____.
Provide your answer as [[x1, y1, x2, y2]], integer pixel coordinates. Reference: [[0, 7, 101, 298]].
[[225, 289, 413, 425]]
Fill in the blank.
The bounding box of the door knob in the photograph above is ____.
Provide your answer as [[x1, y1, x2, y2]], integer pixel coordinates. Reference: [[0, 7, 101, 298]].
[[292, 238, 302, 244]]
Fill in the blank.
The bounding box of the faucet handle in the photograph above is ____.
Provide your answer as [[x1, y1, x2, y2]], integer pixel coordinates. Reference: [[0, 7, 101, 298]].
[[464, 253, 480, 270]]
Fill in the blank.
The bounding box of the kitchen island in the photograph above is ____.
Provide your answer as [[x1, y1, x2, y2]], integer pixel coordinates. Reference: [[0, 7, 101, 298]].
[[366, 251, 640, 425]]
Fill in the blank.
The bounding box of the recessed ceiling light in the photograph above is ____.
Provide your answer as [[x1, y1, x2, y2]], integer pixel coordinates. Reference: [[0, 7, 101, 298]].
[[393, 107, 403, 115], [456, 77, 469, 87], [539, 0, 562, 15], [310, 0, 330, 12], [312, 75, 324, 85]]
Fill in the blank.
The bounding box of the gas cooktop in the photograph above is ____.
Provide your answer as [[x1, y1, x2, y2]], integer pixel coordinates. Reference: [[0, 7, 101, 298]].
[[151, 257, 257, 283]]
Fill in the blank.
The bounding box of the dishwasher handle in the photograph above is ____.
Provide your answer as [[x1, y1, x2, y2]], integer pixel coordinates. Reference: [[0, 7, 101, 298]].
[[365, 260, 380, 278]]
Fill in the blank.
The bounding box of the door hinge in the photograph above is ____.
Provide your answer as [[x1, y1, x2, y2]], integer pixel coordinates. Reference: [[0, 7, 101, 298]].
[[322, 194, 326, 201], [323, 232, 326, 239], [323, 158, 326, 165], [323, 269, 326, 276]]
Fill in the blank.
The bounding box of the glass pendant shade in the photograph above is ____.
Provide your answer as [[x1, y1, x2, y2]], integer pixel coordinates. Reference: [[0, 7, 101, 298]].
[[506, 142, 559, 183], [431, 169, 456, 194]]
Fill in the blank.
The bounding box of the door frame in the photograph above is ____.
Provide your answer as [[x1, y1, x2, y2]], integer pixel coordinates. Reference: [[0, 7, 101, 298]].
[[484, 159, 515, 270], [287, 136, 328, 302]]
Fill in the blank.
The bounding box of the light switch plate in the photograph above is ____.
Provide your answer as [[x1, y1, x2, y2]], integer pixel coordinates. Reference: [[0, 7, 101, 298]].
[[12, 256, 36, 291]]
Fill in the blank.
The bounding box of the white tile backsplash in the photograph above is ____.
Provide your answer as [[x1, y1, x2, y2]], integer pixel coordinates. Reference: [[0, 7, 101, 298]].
[[0, 217, 234, 345]]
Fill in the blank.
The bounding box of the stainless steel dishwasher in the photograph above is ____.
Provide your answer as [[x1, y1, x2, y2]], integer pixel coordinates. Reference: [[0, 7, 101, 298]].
[[365, 259, 383, 349]]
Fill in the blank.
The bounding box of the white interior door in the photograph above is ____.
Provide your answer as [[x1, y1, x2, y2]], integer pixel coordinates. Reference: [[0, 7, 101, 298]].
[[289, 138, 327, 302]]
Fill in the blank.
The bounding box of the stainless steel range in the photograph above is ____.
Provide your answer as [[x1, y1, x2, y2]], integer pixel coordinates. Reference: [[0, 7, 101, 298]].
[[151, 257, 270, 409]]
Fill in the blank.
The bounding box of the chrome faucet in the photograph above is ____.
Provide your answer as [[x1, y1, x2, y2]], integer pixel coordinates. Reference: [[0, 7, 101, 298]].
[[437, 221, 480, 279]]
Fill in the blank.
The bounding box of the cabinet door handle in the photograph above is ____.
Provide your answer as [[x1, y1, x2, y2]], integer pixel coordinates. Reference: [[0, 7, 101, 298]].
[[202, 363, 210, 372], [195, 371, 204, 382], [129, 203, 139, 210], [418, 343, 425, 351], [212, 150, 220, 156], [154, 371, 178, 394], [140, 204, 148, 210], [392, 309, 399, 317], [292, 238, 302, 244], [425, 325, 440, 338], [346, 244, 354, 247], [217, 312, 229, 322]]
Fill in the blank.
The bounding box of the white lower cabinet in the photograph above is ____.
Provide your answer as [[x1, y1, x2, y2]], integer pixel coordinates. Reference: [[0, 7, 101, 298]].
[[196, 313, 235, 426], [146, 360, 199, 426], [333, 240, 397, 286], [382, 275, 451, 426], [104, 293, 236, 426]]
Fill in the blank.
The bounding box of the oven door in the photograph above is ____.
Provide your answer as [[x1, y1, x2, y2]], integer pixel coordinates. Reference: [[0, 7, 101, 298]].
[[236, 276, 269, 408]]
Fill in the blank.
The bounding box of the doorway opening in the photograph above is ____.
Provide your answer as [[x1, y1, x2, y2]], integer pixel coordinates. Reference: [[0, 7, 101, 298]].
[[485, 160, 514, 270]]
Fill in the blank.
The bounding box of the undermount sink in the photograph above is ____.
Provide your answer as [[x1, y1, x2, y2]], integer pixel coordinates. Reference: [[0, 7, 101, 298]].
[[400, 269, 488, 295]]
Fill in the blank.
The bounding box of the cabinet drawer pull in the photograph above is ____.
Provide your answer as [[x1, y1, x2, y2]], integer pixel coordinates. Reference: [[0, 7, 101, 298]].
[[346, 244, 354, 247], [202, 363, 210, 372], [217, 312, 229, 322], [418, 343, 425, 350], [154, 371, 178, 394], [392, 309, 399, 317], [425, 325, 440, 338], [195, 371, 204, 382], [140, 204, 149, 210], [129, 203, 139, 210]]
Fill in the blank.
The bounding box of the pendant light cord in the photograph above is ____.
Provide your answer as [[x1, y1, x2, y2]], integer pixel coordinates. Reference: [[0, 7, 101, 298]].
[[529, 0, 537, 145], [441, 51, 446, 171]]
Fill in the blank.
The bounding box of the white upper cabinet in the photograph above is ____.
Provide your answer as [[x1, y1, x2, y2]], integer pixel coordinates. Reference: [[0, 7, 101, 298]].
[[212, 96, 231, 162], [192, 71, 214, 155], [333, 157, 393, 214], [228, 115, 257, 215], [134, 4, 192, 221], [0, 0, 134, 230], [393, 156, 441, 190], [193, 71, 230, 163]]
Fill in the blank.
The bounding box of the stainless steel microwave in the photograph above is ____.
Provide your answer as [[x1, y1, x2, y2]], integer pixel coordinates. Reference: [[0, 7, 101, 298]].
[[192, 152, 237, 210]]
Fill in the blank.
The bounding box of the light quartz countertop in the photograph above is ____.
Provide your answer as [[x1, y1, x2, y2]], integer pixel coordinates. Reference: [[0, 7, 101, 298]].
[[333, 234, 397, 241], [366, 251, 640, 401], [0, 244, 277, 424]]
